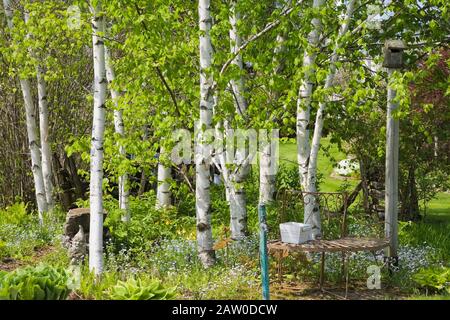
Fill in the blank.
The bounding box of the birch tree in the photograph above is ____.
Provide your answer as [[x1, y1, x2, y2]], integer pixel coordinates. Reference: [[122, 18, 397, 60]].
[[36, 66, 54, 211], [24, 8, 55, 212], [297, 0, 357, 237], [156, 147, 172, 210], [3, 0, 48, 221], [196, 0, 215, 267], [296, 0, 324, 237], [307, 0, 356, 195], [225, 0, 250, 240], [259, 0, 292, 204], [88, 0, 107, 276], [105, 45, 130, 222]]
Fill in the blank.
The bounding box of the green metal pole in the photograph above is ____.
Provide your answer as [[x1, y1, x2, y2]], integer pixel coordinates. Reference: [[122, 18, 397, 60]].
[[258, 204, 270, 300]]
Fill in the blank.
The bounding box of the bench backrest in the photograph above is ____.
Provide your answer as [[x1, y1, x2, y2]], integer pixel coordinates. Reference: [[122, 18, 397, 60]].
[[275, 190, 349, 240]]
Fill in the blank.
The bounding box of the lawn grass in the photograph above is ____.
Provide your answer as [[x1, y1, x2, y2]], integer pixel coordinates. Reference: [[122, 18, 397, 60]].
[[279, 137, 358, 192], [424, 192, 450, 222], [278, 138, 449, 213]]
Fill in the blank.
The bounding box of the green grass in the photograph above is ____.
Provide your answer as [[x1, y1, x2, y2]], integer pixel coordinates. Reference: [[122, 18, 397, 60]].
[[278, 138, 449, 212], [409, 295, 450, 300], [279, 137, 358, 192], [425, 193, 450, 222]]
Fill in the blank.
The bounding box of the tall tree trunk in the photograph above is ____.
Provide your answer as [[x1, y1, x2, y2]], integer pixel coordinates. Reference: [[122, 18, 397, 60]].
[[3, 0, 47, 222], [156, 148, 172, 209], [305, 0, 356, 235], [37, 67, 54, 211], [359, 157, 371, 214], [400, 166, 420, 221], [88, 1, 107, 276], [296, 0, 324, 237], [104, 45, 130, 222], [259, 130, 278, 204], [261, 1, 291, 204], [21, 79, 48, 221], [196, 0, 215, 267], [229, 2, 247, 116], [228, 1, 249, 240], [138, 125, 150, 196]]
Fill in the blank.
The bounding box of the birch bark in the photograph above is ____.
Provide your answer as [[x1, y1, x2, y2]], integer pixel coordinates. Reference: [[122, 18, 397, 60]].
[[196, 0, 215, 267], [260, 0, 291, 204], [3, 0, 48, 221], [296, 0, 324, 237], [104, 45, 130, 222], [88, 0, 107, 275], [156, 148, 172, 209], [305, 0, 356, 234], [259, 130, 278, 205], [24, 12, 54, 212], [227, 1, 249, 240], [37, 67, 54, 211]]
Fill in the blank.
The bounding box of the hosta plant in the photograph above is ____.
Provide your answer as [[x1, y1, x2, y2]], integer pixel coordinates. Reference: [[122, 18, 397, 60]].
[[412, 267, 450, 293], [0, 264, 72, 300], [105, 278, 176, 300]]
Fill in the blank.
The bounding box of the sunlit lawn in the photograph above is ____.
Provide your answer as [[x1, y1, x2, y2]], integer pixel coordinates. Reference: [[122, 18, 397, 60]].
[[278, 137, 358, 192]]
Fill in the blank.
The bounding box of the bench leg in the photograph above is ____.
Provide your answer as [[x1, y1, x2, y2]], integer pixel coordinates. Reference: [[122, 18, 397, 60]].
[[340, 252, 346, 283], [320, 252, 325, 290], [277, 252, 283, 284], [344, 253, 350, 299]]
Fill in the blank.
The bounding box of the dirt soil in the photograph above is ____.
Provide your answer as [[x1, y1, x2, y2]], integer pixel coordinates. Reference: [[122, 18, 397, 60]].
[[0, 246, 55, 272], [270, 281, 407, 300]]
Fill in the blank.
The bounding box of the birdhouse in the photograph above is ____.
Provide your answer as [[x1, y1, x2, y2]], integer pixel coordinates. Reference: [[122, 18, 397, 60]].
[[383, 40, 407, 69]]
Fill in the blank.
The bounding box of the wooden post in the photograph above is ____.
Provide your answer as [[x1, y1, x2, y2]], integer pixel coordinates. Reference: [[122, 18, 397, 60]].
[[383, 40, 406, 268], [258, 204, 270, 300]]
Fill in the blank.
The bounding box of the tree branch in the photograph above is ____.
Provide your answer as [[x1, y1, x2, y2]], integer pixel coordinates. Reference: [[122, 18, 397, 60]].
[[219, 1, 303, 76]]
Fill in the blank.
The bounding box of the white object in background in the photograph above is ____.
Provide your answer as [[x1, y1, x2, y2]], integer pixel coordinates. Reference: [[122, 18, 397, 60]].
[[335, 158, 360, 176], [280, 222, 313, 244]]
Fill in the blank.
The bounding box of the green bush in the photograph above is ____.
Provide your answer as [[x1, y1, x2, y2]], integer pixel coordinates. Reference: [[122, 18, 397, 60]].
[[412, 267, 450, 293], [0, 202, 31, 225], [105, 278, 176, 300], [103, 193, 196, 255], [0, 203, 63, 259], [0, 264, 72, 300]]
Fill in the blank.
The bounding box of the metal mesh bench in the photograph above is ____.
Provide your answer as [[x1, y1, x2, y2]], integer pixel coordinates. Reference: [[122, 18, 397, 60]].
[[267, 190, 390, 295], [269, 237, 389, 253]]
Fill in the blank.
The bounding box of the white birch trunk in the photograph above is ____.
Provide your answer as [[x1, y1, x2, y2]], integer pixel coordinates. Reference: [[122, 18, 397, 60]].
[[88, 1, 107, 276], [104, 45, 130, 222], [259, 130, 278, 205], [297, 0, 324, 189], [228, 1, 249, 240], [21, 79, 48, 221], [196, 0, 215, 267], [156, 148, 172, 209], [261, 1, 291, 203], [3, 0, 48, 221], [37, 67, 54, 211], [305, 0, 356, 234], [229, 2, 247, 116], [296, 0, 324, 237]]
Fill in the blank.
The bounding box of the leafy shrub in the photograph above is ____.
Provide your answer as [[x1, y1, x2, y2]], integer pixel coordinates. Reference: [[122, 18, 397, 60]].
[[104, 193, 196, 255], [0, 264, 72, 300], [0, 202, 31, 225], [276, 164, 300, 191], [0, 204, 63, 259], [105, 278, 176, 300], [413, 267, 450, 293]]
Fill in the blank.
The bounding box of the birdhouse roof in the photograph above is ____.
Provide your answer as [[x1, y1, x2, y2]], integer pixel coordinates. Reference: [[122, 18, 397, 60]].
[[384, 40, 407, 50]]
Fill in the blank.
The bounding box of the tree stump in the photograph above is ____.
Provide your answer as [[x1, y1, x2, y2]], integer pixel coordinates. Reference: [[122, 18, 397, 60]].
[[62, 208, 109, 249]]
